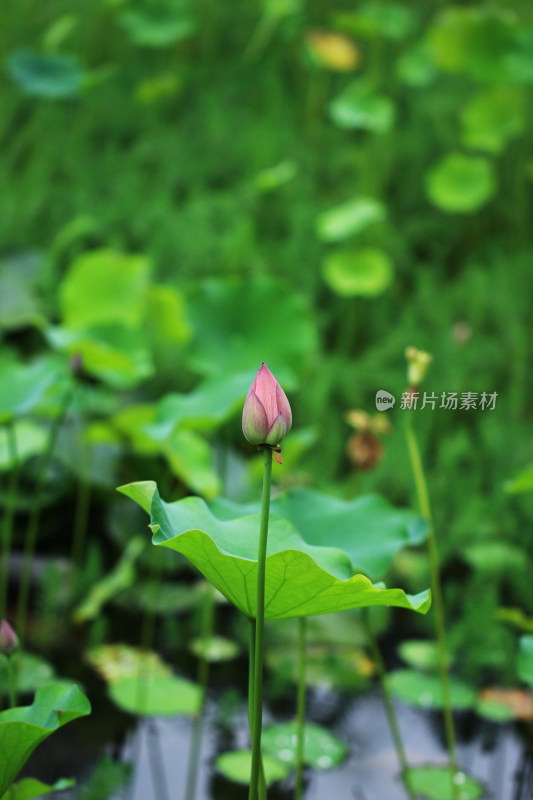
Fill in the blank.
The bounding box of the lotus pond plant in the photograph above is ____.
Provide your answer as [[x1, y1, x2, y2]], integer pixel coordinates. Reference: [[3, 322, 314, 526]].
[[119, 362, 433, 799]]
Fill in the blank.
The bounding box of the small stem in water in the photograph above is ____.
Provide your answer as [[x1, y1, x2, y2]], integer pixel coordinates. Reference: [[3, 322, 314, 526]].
[[184, 583, 215, 800], [362, 610, 414, 800], [7, 654, 16, 708], [404, 413, 458, 796], [17, 386, 74, 644], [295, 617, 307, 800], [249, 447, 273, 800]]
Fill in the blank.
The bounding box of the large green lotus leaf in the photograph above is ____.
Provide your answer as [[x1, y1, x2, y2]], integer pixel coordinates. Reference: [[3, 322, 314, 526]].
[[0, 356, 63, 423], [215, 750, 290, 786], [7, 51, 83, 98], [46, 324, 153, 389], [425, 153, 496, 214], [210, 488, 426, 581], [185, 277, 317, 379], [162, 429, 221, 498], [120, 1, 196, 48], [117, 482, 430, 620], [329, 82, 395, 133], [262, 722, 347, 770], [0, 685, 91, 796], [388, 669, 476, 710], [321, 247, 393, 297], [407, 766, 483, 800], [0, 778, 74, 800], [143, 372, 249, 438], [316, 197, 386, 243], [59, 250, 151, 331], [460, 87, 526, 154], [0, 421, 48, 470]]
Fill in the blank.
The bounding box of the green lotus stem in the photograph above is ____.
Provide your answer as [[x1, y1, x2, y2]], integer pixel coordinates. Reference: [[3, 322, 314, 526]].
[[404, 414, 459, 796], [17, 387, 74, 644], [248, 619, 267, 800], [1, 423, 19, 620], [7, 654, 16, 708], [249, 447, 273, 800], [70, 442, 92, 589], [184, 583, 215, 800], [362, 610, 414, 800], [295, 616, 306, 800]]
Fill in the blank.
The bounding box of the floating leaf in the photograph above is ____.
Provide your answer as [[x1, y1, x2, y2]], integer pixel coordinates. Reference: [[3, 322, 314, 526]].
[[86, 644, 201, 716], [118, 482, 431, 620], [109, 673, 201, 716], [7, 50, 83, 98], [0, 777, 75, 800], [329, 82, 395, 133], [407, 765, 483, 800], [189, 636, 240, 662], [0, 254, 46, 331], [425, 153, 496, 214], [461, 88, 525, 154], [0, 685, 91, 796], [211, 488, 426, 581], [262, 722, 347, 769], [186, 276, 317, 379], [114, 581, 204, 615], [389, 669, 476, 710], [215, 750, 290, 786], [398, 640, 445, 672], [305, 30, 361, 72], [322, 247, 393, 297], [477, 688, 533, 722], [120, 1, 196, 47], [316, 197, 386, 242]]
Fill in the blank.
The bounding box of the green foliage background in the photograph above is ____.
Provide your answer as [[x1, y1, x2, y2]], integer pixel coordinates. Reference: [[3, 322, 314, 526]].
[[2, 0, 533, 686]]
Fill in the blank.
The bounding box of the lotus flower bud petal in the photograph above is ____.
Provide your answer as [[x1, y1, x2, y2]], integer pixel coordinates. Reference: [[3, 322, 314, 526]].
[[242, 390, 269, 444], [0, 620, 19, 655], [242, 363, 291, 447], [264, 413, 288, 446]]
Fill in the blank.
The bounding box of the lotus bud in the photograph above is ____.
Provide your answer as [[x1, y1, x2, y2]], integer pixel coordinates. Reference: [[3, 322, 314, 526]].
[[405, 346, 432, 388], [242, 363, 292, 447], [0, 620, 19, 655]]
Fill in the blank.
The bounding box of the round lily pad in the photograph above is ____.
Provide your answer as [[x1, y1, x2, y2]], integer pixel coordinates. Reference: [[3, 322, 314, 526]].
[[322, 247, 393, 297], [388, 669, 476, 710], [7, 50, 83, 98], [316, 197, 386, 242], [215, 750, 290, 785], [189, 636, 240, 662], [329, 82, 395, 133], [262, 721, 347, 770], [407, 765, 483, 800], [425, 153, 496, 213], [109, 673, 201, 716]]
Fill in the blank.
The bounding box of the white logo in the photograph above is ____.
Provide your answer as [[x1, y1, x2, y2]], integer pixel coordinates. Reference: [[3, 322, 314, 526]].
[[376, 390, 396, 411]]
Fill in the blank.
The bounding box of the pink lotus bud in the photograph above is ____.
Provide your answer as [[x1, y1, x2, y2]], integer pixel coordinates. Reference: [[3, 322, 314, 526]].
[[242, 363, 292, 446], [0, 620, 19, 655]]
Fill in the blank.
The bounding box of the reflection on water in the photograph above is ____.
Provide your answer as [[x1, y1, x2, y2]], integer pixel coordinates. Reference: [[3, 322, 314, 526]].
[[121, 691, 526, 800]]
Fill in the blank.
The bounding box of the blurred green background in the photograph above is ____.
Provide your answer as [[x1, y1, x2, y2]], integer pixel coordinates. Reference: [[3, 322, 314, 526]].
[[2, 0, 533, 697]]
